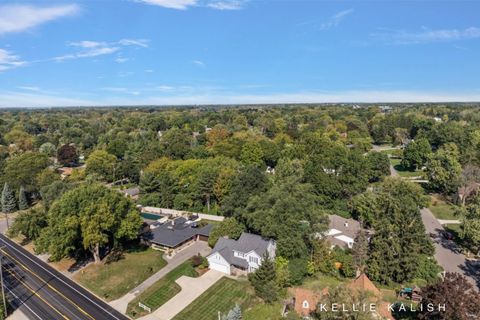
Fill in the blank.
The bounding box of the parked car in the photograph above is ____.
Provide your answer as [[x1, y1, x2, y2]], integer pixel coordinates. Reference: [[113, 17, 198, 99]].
[[443, 231, 453, 240]]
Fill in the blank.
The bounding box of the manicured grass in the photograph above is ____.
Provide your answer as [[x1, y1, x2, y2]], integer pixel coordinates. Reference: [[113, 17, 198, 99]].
[[429, 196, 458, 220], [243, 302, 284, 320], [173, 278, 254, 320], [390, 158, 424, 178], [74, 246, 166, 301], [127, 261, 199, 318]]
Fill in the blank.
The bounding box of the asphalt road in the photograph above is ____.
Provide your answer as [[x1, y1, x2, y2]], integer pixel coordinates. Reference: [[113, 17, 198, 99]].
[[0, 234, 129, 320], [421, 208, 480, 289]]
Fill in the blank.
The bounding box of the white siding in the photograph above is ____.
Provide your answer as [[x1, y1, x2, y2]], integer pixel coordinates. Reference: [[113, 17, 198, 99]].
[[207, 252, 231, 274]]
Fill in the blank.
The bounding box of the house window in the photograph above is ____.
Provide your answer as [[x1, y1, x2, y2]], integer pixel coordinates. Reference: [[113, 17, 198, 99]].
[[249, 256, 259, 264], [303, 301, 309, 309]]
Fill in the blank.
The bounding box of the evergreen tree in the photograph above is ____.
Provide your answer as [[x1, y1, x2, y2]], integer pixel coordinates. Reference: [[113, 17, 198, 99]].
[[248, 253, 278, 303], [222, 305, 242, 320], [18, 186, 28, 210], [352, 227, 369, 273], [1, 182, 16, 213]]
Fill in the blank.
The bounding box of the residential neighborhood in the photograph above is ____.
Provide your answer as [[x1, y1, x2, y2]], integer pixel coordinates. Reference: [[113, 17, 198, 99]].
[[1, 1, 480, 320]]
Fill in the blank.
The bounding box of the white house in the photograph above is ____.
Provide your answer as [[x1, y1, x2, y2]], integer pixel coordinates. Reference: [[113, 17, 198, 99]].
[[207, 232, 276, 275]]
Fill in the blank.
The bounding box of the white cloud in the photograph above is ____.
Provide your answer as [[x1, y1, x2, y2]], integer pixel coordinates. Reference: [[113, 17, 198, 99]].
[[0, 4, 79, 34], [54, 39, 148, 61], [17, 86, 41, 92], [137, 0, 197, 10], [319, 8, 354, 30], [207, 0, 245, 10], [192, 60, 206, 67], [69, 41, 106, 48], [372, 27, 480, 45], [145, 69, 154, 73], [0, 49, 26, 71], [119, 39, 149, 48]]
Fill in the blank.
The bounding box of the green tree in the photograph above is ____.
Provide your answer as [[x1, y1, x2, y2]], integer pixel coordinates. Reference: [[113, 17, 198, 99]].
[[245, 160, 327, 259], [460, 194, 480, 255], [221, 165, 268, 217], [18, 186, 28, 210], [366, 152, 390, 182], [401, 138, 431, 170], [222, 305, 242, 320], [37, 183, 142, 262], [366, 179, 433, 284], [240, 141, 264, 166], [248, 253, 278, 303], [1, 182, 16, 213], [3, 152, 50, 192], [160, 127, 192, 160], [9, 207, 47, 241], [39, 142, 57, 157], [208, 217, 245, 247], [426, 143, 462, 194], [314, 285, 377, 320], [85, 150, 117, 181], [352, 228, 369, 273], [275, 256, 291, 288]]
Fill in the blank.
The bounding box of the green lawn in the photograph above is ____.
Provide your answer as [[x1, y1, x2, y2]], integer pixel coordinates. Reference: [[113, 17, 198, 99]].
[[243, 302, 284, 320], [173, 278, 254, 320], [127, 261, 199, 318], [74, 246, 166, 301], [429, 196, 458, 220], [301, 274, 344, 291], [390, 158, 424, 178]]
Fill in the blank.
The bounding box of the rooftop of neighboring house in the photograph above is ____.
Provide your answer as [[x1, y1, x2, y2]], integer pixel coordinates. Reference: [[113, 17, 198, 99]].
[[209, 232, 275, 266], [291, 287, 328, 317], [122, 186, 140, 197], [348, 273, 381, 297], [143, 216, 213, 248], [327, 214, 361, 239]]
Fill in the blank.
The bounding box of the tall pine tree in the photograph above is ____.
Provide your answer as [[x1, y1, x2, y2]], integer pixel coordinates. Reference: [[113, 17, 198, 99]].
[[18, 186, 29, 210], [2, 182, 16, 229], [248, 253, 278, 303], [2, 183, 16, 213]]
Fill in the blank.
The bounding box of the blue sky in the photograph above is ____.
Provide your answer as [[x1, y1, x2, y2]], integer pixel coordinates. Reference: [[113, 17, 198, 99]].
[[1, 0, 480, 107]]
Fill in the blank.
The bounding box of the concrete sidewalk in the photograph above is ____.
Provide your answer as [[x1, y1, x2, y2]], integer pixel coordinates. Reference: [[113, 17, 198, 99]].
[[109, 241, 211, 314], [137, 270, 223, 320]]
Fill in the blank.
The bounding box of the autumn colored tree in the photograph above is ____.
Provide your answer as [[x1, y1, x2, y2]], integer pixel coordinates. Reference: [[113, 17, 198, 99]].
[[418, 272, 480, 320]]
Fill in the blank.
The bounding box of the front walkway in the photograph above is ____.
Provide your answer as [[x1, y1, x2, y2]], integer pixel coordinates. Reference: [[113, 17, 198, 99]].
[[109, 241, 211, 313], [138, 270, 224, 320]]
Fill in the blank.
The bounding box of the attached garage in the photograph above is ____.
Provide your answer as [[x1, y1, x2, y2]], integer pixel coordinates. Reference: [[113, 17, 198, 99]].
[[207, 252, 231, 274]]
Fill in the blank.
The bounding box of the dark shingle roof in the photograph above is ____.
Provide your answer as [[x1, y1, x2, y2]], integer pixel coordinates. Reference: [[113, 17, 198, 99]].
[[210, 232, 274, 268], [212, 238, 249, 269], [233, 232, 270, 256], [145, 218, 213, 248]]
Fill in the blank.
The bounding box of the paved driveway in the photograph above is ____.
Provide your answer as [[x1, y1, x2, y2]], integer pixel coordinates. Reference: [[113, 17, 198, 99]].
[[110, 241, 211, 313], [421, 208, 480, 289], [145, 270, 223, 320]]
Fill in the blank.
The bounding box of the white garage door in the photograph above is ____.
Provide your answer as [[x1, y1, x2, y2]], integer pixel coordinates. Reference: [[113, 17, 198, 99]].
[[208, 260, 230, 274]]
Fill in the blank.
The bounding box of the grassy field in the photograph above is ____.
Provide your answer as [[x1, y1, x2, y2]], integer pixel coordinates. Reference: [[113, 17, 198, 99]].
[[429, 196, 458, 220], [390, 158, 424, 178], [172, 278, 255, 320], [127, 261, 199, 318], [74, 246, 167, 301], [301, 274, 344, 291]]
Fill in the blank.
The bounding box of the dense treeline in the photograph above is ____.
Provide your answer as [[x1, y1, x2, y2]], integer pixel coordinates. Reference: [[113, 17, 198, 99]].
[[1, 103, 480, 289]]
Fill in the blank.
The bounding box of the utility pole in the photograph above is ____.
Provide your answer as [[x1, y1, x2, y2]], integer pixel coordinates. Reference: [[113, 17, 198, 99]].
[[0, 248, 7, 318]]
